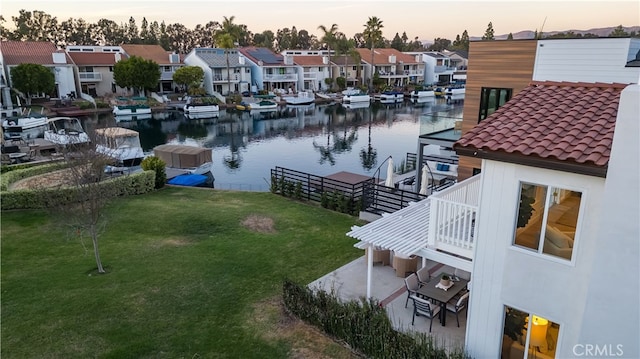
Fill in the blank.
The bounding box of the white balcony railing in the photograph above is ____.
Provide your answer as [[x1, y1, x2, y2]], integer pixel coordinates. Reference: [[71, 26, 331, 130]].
[[78, 72, 102, 82], [263, 73, 298, 82], [427, 175, 481, 259], [213, 75, 241, 82], [303, 72, 318, 80]]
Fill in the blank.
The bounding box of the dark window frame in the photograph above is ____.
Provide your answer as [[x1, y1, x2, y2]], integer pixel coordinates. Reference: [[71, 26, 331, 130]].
[[478, 87, 513, 122]]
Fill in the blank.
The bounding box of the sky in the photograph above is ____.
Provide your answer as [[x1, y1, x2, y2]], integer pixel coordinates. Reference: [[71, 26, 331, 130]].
[[2, 0, 639, 41]]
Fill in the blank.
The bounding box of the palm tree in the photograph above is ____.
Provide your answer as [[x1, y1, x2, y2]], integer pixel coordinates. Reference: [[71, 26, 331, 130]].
[[217, 16, 241, 96], [363, 17, 384, 91], [318, 24, 338, 90]]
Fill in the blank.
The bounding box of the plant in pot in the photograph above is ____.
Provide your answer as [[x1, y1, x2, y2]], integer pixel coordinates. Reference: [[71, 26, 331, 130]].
[[440, 274, 451, 287]]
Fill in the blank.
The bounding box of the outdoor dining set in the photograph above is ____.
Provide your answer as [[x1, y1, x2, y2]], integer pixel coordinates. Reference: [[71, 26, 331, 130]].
[[404, 266, 471, 332]]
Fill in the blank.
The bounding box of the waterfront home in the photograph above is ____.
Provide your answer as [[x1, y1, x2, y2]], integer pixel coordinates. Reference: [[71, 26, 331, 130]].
[[1, 41, 77, 102], [66, 45, 129, 97], [239, 47, 298, 93], [290, 55, 331, 92], [356, 48, 424, 88], [183, 47, 252, 96], [347, 37, 639, 358], [120, 44, 184, 94]]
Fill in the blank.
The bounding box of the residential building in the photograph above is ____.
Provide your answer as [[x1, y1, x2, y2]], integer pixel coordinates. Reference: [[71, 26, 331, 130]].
[[347, 37, 639, 358], [1, 40, 77, 101], [444, 49, 468, 84], [239, 47, 298, 93], [183, 47, 252, 95], [66, 45, 128, 97], [414, 51, 459, 86], [120, 44, 183, 94], [331, 55, 363, 89], [356, 48, 424, 88]]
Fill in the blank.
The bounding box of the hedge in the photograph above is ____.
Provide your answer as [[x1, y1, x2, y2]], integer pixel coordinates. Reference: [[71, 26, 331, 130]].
[[1, 170, 156, 210], [282, 279, 469, 359]]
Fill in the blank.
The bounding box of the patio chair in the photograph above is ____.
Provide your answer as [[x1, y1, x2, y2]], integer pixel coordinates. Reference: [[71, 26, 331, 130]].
[[446, 292, 469, 327], [404, 273, 420, 308], [416, 266, 431, 285], [410, 295, 441, 332], [454, 268, 471, 281]]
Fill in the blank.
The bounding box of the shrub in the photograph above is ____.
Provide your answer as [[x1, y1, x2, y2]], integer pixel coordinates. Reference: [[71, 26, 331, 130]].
[[141, 156, 166, 189], [282, 279, 469, 359]]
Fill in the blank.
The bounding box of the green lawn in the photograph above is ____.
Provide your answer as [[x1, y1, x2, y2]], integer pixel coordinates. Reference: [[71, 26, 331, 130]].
[[1, 187, 363, 358]]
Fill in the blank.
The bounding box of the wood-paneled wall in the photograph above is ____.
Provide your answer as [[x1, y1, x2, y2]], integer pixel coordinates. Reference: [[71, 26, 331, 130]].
[[457, 40, 538, 180]]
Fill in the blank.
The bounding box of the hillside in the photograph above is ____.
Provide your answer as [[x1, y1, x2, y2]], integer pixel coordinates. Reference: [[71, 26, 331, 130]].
[[469, 26, 640, 40]]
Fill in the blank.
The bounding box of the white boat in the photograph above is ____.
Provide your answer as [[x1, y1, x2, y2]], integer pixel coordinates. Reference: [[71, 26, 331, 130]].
[[112, 97, 152, 116], [153, 144, 214, 176], [378, 91, 404, 102], [95, 127, 144, 167], [411, 88, 436, 98], [2, 109, 48, 140], [114, 113, 153, 122], [44, 117, 90, 145], [445, 85, 466, 97], [283, 91, 315, 105], [342, 91, 371, 103], [183, 96, 220, 113], [240, 100, 278, 111]]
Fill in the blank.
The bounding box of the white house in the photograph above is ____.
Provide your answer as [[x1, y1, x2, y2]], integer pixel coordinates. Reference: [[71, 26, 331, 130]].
[[239, 47, 298, 93], [347, 37, 639, 358], [183, 47, 252, 96]]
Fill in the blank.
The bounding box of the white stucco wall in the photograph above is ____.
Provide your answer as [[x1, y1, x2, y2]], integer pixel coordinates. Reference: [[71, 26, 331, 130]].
[[183, 52, 213, 94], [575, 84, 639, 358], [533, 38, 640, 84], [466, 160, 606, 358]]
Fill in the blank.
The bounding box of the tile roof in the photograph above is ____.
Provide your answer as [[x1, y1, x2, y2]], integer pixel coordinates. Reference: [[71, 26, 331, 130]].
[[1, 41, 70, 65], [68, 52, 123, 66], [330, 55, 360, 66], [120, 44, 176, 64], [356, 48, 419, 65], [293, 55, 326, 66], [455, 81, 628, 169]]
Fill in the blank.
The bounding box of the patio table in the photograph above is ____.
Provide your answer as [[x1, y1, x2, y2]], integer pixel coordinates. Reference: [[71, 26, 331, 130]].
[[416, 277, 469, 326]]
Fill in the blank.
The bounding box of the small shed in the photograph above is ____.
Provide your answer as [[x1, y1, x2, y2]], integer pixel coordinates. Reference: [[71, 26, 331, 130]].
[[153, 144, 212, 169]]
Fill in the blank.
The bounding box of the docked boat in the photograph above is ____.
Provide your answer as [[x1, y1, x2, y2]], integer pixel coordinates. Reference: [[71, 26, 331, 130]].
[[95, 127, 144, 167], [112, 96, 152, 116], [153, 144, 214, 176], [44, 117, 91, 145], [445, 85, 466, 97], [411, 87, 436, 98], [283, 91, 315, 106], [342, 89, 371, 103], [2, 108, 48, 140], [378, 90, 404, 102], [183, 96, 220, 113], [237, 100, 278, 111]]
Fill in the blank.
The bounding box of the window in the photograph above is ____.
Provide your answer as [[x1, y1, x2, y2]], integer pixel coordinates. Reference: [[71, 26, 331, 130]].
[[513, 182, 581, 261], [478, 87, 512, 122], [501, 306, 560, 358]]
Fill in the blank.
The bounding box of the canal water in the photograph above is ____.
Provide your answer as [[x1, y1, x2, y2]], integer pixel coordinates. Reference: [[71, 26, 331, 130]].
[[85, 98, 463, 191]]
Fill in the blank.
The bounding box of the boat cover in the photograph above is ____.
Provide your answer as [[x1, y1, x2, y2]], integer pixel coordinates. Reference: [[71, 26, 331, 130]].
[[168, 174, 208, 186]]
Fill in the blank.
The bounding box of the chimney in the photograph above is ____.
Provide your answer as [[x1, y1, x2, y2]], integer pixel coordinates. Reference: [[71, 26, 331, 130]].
[[114, 53, 122, 62], [169, 53, 180, 63], [52, 52, 67, 64], [322, 56, 328, 65], [388, 55, 396, 63], [283, 55, 293, 65]]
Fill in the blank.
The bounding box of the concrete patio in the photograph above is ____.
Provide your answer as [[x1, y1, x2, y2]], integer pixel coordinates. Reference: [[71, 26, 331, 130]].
[[309, 254, 467, 353]]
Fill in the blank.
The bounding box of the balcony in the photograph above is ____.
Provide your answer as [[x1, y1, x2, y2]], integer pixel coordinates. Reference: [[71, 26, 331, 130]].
[[426, 175, 480, 260], [160, 72, 175, 81], [434, 66, 457, 74], [78, 72, 102, 82], [212, 74, 241, 82], [303, 72, 319, 80], [263, 73, 298, 82]]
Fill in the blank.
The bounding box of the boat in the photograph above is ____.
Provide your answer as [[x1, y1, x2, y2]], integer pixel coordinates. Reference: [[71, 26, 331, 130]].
[[95, 127, 144, 167], [283, 91, 315, 106], [378, 90, 404, 102], [43, 117, 91, 145], [445, 84, 466, 97], [114, 113, 153, 122], [411, 87, 436, 98], [112, 96, 152, 116], [167, 173, 212, 187], [183, 96, 220, 113], [342, 89, 371, 103], [434, 87, 446, 97], [153, 144, 214, 176], [185, 111, 220, 120], [2, 108, 48, 140], [237, 100, 278, 111]]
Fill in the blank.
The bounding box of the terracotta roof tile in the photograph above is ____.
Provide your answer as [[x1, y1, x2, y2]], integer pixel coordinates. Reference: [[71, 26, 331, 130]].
[[1, 41, 70, 65], [121, 44, 177, 64], [455, 81, 627, 168], [68, 52, 123, 66], [293, 56, 325, 66]]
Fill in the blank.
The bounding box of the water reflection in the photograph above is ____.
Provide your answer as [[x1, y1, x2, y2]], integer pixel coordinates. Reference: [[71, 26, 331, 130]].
[[87, 99, 463, 191]]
